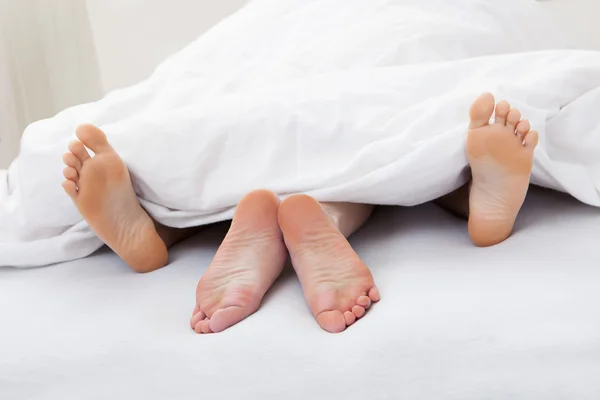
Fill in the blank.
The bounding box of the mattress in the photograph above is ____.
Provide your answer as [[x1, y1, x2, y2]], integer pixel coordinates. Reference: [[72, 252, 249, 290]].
[[1, 187, 599, 400]]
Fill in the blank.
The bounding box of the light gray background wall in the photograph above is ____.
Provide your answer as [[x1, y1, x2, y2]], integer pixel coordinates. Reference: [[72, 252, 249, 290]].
[[542, 0, 600, 51], [85, 0, 248, 92], [86, 0, 600, 91], [0, 0, 101, 168]]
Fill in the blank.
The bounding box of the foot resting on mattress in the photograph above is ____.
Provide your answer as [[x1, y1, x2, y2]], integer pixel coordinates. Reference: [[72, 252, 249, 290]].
[[191, 190, 288, 334], [278, 195, 380, 333], [62, 125, 169, 272], [466, 93, 539, 247]]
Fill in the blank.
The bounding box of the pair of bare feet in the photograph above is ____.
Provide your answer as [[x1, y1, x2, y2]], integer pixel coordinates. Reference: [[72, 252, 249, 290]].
[[61, 93, 538, 334], [189, 191, 380, 334]]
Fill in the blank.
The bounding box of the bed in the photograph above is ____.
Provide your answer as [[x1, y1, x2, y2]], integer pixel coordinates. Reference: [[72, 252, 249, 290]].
[[1, 187, 599, 400], [2, 1, 600, 398]]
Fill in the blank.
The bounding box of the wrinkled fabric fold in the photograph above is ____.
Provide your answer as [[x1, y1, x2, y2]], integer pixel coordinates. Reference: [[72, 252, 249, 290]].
[[2, 0, 599, 267]]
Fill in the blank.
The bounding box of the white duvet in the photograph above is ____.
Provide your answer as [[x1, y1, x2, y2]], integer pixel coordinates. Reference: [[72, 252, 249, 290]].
[[1, 0, 599, 268]]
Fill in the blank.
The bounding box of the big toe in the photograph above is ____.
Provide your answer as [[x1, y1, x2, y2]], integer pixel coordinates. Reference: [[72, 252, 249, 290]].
[[469, 92, 495, 129], [209, 305, 255, 333], [316, 310, 347, 333], [75, 124, 111, 153]]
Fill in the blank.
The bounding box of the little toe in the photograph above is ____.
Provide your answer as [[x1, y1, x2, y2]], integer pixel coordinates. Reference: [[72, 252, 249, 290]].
[[515, 119, 531, 140], [190, 308, 206, 329], [75, 124, 112, 153], [357, 295, 372, 309], [368, 287, 381, 302], [68, 140, 90, 163], [524, 130, 539, 149], [469, 92, 495, 129], [209, 305, 255, 333], [62, 181, 78, 199], [192, 304, 201, 316], [63, 167, 78, 182], [494, 101, 511, 125], [344, 311, 356, 326], [316, 310, 347, 333], [63, 152, 82, 171], [506, 109, 522, 128], [352, 305, 366, 319]]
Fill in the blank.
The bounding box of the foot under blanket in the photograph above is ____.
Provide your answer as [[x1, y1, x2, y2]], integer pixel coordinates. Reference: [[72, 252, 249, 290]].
[[1, 0, 599, 267]]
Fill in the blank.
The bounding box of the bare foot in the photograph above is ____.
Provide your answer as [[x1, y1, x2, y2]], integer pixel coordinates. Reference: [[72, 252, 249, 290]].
[[467, 93, 539, 247], [190, 190, 287, 334], [278, 195, 380, 334], [62, 124, 168, 272]]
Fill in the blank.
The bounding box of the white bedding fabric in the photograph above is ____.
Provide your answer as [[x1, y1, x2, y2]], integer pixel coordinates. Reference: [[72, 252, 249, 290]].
[[1, 0, 599, 267], [1, 188, 599, 400]]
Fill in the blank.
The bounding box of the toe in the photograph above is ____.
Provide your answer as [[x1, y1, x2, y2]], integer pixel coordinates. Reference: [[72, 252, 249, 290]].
[[75, 124, 112, 153], [209, 305, 254, 333], [357, 295, 372, 309], [524, 130, 539, 149], [191, 304, 209, 333], [238, 189, 280, 210], [190, 307, 206, 330], [192, 304, 201, 316], [194, 318, 206, 334], [316, 310, 347, 333], [469, 92, 495, 129], [344, 311, 356, 326], [506, 108, 522, 128], [201, 319, 213, 334], [62, 181, 78, 199], [68, 140, 90, 163], [63, 167, 78, 182], [279, 194, 328, 233], [63, 152, 82, 172], [368, 287, 381, 302], [494, 101, 511, 125], [352, 305, 366, 319], [515, 119, 530, 140]]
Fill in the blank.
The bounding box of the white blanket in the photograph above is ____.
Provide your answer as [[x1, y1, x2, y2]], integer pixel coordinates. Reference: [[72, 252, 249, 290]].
[[1, 0, 599, 267]]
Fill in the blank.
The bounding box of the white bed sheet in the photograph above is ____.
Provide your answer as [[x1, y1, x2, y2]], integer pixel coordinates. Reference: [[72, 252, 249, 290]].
[[1, 187, 599, 400]]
